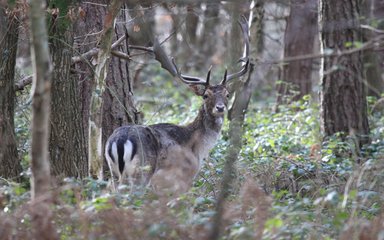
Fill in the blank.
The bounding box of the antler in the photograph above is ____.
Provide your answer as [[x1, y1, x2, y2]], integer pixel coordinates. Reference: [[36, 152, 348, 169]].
[[153, 15, 250, 87], [221, 15, 250, 85], [153, 39, 209, 86]]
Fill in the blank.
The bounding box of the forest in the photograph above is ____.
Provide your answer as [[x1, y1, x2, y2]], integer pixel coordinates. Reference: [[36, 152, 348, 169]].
[[1, 0, 384, 239]]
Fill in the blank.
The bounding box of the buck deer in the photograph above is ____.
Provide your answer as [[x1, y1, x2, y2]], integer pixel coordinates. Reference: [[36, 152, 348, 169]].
[[105, 16, 250, 193]]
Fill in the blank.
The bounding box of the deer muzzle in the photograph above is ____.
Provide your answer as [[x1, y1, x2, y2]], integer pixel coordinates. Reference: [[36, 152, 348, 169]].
[[214, 103, 226, 115]]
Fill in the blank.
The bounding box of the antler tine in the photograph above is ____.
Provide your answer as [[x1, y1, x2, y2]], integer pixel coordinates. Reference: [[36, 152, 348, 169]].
[[225, 15, 250, 83], [220, 68, 228, 85], [171, 58, 209, 85], [205, 65, 212, 86]]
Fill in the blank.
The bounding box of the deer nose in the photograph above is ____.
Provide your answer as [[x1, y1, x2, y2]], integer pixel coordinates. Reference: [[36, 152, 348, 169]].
[[216, 103, 225, 113]]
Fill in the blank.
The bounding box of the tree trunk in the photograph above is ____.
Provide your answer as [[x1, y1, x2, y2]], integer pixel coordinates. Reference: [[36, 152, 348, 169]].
[[102, 4, 140, 178], [320, 0, 370, 147], [88, 0, 122, 179], [0, 6, 22, 181], [49, 9, 88, 179], [72, 1, 109, 170], [29, 0, 57, 238], [362, 0, 384, 97], [276, 0, 317, 105], [199, 2, 220, 70], [29, 0, 53, 200], [210, 4, 264, 238]]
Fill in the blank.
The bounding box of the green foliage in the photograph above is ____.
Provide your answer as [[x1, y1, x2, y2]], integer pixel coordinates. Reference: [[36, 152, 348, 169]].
[[5, 67, 384, 239]]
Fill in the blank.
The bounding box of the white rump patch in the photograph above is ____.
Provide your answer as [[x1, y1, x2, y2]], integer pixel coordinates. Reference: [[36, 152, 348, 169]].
[[123, 140, 133, 164], [112, 142, 118, 163]]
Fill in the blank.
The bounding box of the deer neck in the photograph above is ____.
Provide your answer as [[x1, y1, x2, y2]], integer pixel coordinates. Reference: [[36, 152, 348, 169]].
[[188, 105, 224, 134], [185, 106, 224, 164]]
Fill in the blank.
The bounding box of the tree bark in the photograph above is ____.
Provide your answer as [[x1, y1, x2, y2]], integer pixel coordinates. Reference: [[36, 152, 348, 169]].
[[88, 0, 123, 179], [198, 2, 220, 70], [29, 0, 57, 238], [320, 0, 370, 147], [362, 0, 384, 97], [72, 1, 108, 168], [49, 7, 88, 179], [0, 5, 22, 181], [102, 4, 140, 178], [29, 0, 53, 200], [276, 0, 317, 105]]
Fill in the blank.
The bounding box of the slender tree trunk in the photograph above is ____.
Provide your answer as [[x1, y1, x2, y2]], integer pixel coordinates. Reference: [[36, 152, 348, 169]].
[[320, 0, 370, 147], [362, 0, 384, 97], [186, 4, 199, 46], [0, 6, 22, 181], [227, 2, 242, 72], [29, 0, 53, 200], [89, 0, 122, 179], [49, 8, 88, 179], [199, 2, 220, 70], [29, 0, 57, 238], [210, 4, 264, 238], [181, 3, 200, 70], [125, 3, 155, 87], [276, 0, 317, 105]]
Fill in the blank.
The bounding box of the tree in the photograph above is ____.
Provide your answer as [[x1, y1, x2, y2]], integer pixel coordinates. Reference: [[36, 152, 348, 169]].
[[29, 0, 57, 238], [0, 4, 22, 180], [71, 1, 108, 174], [210, 3, 265, 236], [276, 0, 317, 105], [319, 0, 369, 147], [49, 4, 88, 178], [102, 4, 140, 177], [88, 0, 123, 178], [362, 0, 384, 97]]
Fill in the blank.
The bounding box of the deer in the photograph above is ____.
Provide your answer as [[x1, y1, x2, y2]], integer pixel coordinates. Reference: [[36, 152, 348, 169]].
[[105, 16, 250, 194]]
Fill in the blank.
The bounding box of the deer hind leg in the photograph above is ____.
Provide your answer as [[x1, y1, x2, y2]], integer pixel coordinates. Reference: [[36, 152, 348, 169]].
[[105, 141, 118, 191]]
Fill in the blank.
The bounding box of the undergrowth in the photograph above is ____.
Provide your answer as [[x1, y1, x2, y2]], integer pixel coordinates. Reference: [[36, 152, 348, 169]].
[[1, 84, 384, 239]]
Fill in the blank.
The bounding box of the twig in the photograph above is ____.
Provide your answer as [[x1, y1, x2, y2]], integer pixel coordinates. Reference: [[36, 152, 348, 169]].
[[71, 47, 99, 63], [71, 34, 126, 63], [111, 50, 131, 60], [111, 34, 127, 48], [361, 24, 384, 34], [14, 75, 33, 91], [268, 34, 384, 64], [129, 45, 154, 52]]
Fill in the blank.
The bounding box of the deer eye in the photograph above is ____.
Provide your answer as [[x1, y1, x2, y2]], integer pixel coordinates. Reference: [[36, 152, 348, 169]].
[[203, 94, 208, 99], [226, 94, 230, 98]]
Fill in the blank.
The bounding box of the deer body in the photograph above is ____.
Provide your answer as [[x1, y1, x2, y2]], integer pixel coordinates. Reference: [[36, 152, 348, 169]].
[[105, 85, 229, 190], [105, 16, 249, 192]]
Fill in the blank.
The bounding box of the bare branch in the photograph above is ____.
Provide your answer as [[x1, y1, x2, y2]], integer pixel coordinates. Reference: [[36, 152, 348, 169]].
[[129, 45, 153, 52], [14, 75, 33, 91], [269, 34, 384, 64], [111, 50, 131, 60], [111, 34, 127, 48], [361, 24, 384, 34], [71, 34, 126, 64], [71, 47, 99, 63]]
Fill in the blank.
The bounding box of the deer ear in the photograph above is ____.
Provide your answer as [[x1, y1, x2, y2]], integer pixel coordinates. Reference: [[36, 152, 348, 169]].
[[188, 85, 206, 96]]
